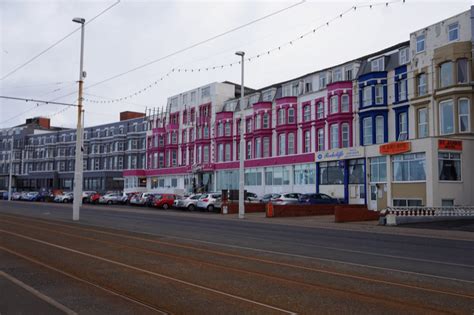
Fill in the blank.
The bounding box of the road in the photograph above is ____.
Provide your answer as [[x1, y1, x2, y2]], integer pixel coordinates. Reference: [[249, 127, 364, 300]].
[[1, 200, 473, 314]]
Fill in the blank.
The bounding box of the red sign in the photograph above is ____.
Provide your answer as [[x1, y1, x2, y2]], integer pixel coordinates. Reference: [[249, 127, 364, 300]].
[[438, 139, 462, 151], [379, 142, 411, 155]]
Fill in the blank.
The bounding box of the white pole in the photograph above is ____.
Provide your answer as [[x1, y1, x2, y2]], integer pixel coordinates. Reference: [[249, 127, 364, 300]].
[[8, 134, 13, 201], [72, 18, 85, 221], [236, 52, 245, 219]]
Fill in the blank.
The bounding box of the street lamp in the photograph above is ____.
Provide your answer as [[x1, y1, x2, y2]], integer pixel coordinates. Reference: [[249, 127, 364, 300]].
[[7, 134, 13, 201], [235, 51, 245, 219], [72, 17, 85, 221]]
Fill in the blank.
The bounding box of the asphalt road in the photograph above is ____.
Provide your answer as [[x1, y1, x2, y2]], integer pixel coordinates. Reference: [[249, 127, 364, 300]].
[[1, 200, 473, 314]]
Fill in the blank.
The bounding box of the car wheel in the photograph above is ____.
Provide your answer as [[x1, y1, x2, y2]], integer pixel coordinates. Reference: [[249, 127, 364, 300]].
[[162, 203, 169, 210], [63, 199, 68, 203], [107, 200, 112, 205], [187, 204, 195, 211], [207, 205, 214, 212]]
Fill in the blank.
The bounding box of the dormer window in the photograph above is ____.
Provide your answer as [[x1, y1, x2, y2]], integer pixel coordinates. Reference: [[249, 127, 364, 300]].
[[332, 68, 342, 82], [371, 58, 384, 72], [319, 73, 326, 89], [399, 47, 409, 65]]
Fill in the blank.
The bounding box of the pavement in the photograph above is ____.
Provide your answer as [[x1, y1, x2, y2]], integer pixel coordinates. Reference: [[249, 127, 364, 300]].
[[1, 200, 473, 314]]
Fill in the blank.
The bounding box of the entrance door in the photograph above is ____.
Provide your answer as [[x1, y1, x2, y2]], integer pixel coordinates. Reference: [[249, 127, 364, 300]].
[[369, 184, 378, 210]]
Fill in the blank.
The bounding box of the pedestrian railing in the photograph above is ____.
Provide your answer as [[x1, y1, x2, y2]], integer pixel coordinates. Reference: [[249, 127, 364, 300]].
[[382, 206, 474, 217]]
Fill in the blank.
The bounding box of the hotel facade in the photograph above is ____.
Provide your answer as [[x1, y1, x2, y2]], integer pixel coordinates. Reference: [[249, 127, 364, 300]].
[[1, 7, 473, 210]]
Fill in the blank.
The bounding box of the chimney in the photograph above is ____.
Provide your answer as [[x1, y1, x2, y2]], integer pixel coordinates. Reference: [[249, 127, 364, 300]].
[[120, 111, 145, 121]]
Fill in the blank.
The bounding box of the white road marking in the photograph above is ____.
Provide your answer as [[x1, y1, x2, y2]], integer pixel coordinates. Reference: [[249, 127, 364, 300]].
[[0, 229, 297, 315], [0, 270, 77, 315]]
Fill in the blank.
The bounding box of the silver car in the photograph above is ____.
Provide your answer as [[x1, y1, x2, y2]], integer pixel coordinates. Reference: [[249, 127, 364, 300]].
[[196, 193, 222, 212], [271, 193, 301, 205], [175, 194, 201, 211], [99, 193, 122, 205], [130, 192, 153, 206], [54, 192, 74, 203]]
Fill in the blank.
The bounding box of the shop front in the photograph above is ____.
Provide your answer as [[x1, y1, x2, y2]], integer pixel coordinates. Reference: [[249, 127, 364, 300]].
[[315, 147, 366, 204]]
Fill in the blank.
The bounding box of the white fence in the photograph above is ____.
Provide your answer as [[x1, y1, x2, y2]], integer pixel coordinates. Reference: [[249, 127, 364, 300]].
[[381, 206, 474, 225]]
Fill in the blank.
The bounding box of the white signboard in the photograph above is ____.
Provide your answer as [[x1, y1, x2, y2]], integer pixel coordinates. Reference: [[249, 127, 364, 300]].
[[315, 147, 365, 162]]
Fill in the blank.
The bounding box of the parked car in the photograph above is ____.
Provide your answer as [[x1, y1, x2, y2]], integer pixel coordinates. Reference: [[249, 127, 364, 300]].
[[24, 191, 45, 202], [174, 194, 201, 211], [153, 194, 177, 209], [298, 193, 340, 205], [121, 192, 138, 205], [246, 192, 259, 202], [130, 192, 153, 206], [19, 191, 29, 201], [99, 193, 123, 205], [82, 191, 97, 203], [89, 192, 102, 204], [145, 193, 161, 207], [197, 193, 222, 212], [0, 190, 8, 200], [260, 193, 279, 203], [271, 193, 301, 205], [11, 192, 22, 200], [54, 192, 74, 203]]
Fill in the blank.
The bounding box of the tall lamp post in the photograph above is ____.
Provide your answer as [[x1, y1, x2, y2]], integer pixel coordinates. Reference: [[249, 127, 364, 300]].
[[8, 134, 13, 201], [235, 51, 245, 219], [72, 17, 85, 221]]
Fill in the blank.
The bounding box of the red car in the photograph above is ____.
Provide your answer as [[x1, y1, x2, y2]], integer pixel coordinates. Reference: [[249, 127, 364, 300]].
[[89, 193, 102, 204], [153, 194, 176, 209]]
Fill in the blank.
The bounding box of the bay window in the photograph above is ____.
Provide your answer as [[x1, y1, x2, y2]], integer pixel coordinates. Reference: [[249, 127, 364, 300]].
[[288, 133, 295, 155], [263, 113, 269, 128], [330, 124, 339, 149], [375, 115, 384, 144], [278, 109, 285, 125], [341, 94, 349, 112], [363, 117, 372, 145], [255, 115, 261, 130], [288, 108, 295, 123], [304, 131, 311, 153], [341, 123, 350, 148], [317, 128, 324, 151], [278, 133, 286, 156], [363, 86, 371, 107], [263, 137, 270, 157], [225, 122, 231, 136], [457, 59, 468, 84], [440, 100, 454, 135], [440, 62, 453, 88], [218, 144, 224, 162], [330, 96, 338, 114], [225, 143, 231, 161], [375, 85, 383, 104], [255, 138, 261, 158]]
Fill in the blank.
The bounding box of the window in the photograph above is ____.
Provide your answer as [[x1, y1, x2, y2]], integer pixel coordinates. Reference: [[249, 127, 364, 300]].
[[399, 47, 409, 64], [344, 66, 353, 81], [278, 109, 285, 125], [246, 119, 252, 133], [393, 153, 426, 181], [330, 124, 339, 149], [218, 123, 224, 137], [255, 115, 261, 130], [341, 94, 349, 112], [203, 126, 209, 138], [244, 168, 262, 186], [265, 166, 291, 186], [278, 133, 285, 156], [320, 161, 344, 185], [333, 68, 342, 82], [393, 199, 423, 207], [288, 108, 295, 123], [375, 115, 384, 144], [398, 79, 407, 101], [263, 137, 270, 157], [448, 22, 459, 42], [172, 151, 177, 166], [371, 58, 384, 71], [341, 123, 350, 148], [255, 138, 261, 158], [262, 90, 273, 101], [225, 122, 231, 136], [247, 141, 252, 159], [363, 117, 372, 145], [225, 143, 231, 161], [294, 163, 316, 185], [458, 99, 470, 132], [317, 102, 324, 119], [375, 85, 383, 104], [317, 128, 324, 151], [416, 34, 425, 53], [330, 96, 338, 114], [438, 152, 461, 181], [201, 86, 210, 98], [398, 112, 408, 141], [442, 199, 454, 207], [363, 86, 371, 107], [457, 59, 468, 83], [440, 100, 454, 135], [263, 113, 269, 128], [288, 133, 295, 155], [319, 73, 326, 89], [203, 146, 209, 163], [440, 62, 453, 88], [171, 132, 177, 144], [304, 131, 311, 153], [370, 156, 387, 182], [304, 79, 313, 93], [218, 144, 224, 162], [418, 73, 427, 96], [303, 105, 311, 122], [418, 108, 428, 138], [349, 159, 365, 184]]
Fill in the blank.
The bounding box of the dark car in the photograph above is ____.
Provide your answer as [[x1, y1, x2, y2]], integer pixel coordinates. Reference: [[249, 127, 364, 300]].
[[298, 193, 340, 205], [260, 193, 279, 203]]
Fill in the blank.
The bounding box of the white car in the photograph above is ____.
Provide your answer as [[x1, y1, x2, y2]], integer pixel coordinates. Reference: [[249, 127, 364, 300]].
[[54, 192, 74, 203], [174, 194, 201, 211], [196, 193, 222, 212], [99, 193, 122, 205], [130, 192, 153, 206]]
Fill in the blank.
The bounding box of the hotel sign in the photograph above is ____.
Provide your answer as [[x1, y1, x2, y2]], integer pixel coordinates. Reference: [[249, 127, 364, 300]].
[[379, 141, 411, 155], [315, 147, 365, 162], [438, 139, 462, 151]]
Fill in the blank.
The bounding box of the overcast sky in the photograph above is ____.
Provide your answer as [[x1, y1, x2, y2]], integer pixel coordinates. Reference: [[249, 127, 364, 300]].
[[0, 0, 471, 129]]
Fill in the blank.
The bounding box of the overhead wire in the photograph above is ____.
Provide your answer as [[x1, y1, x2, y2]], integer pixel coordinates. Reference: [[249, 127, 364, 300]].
[[83, 0, 405, 105], [0, 0, 121, 81]]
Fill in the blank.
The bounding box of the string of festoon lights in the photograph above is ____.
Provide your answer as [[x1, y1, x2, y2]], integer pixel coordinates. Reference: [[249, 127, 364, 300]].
[[83, 0, 405, 105]]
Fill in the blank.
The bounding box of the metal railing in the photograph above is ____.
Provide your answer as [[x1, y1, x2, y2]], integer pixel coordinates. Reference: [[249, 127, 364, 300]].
[[382, 206, 474, 217]]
